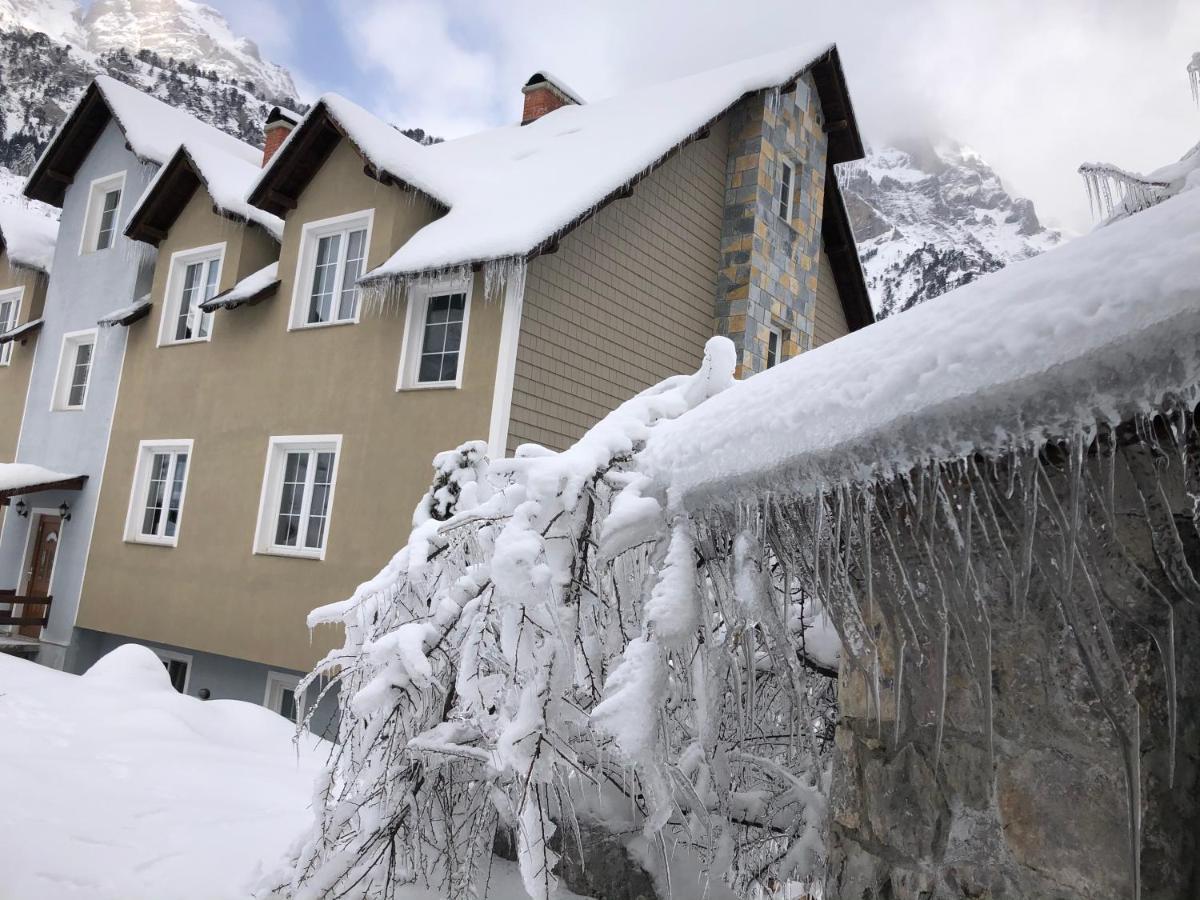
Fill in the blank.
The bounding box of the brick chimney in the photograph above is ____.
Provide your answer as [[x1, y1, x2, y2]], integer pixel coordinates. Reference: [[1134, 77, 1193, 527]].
[[263, 106, 299, 166], [521, 72, 582, 125]]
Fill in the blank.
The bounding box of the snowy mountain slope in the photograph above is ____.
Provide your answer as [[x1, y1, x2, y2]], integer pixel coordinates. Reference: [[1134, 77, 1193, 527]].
[[0, 0, 86, 46], [838, 139, 1063, 318], [84, 0, 296, 102]]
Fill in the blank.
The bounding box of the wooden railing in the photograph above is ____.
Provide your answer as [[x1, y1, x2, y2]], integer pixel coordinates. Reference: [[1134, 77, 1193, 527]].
[[0, 589, 51, 628]]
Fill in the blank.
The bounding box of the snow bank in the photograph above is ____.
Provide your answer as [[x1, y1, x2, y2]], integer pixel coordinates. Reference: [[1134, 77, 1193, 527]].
[[261, 43, 836, 279], [0, 646, 328, 900], [0, 461, 80, 492], [0, 199, 58, 273], [645, 184, 1200, 509]]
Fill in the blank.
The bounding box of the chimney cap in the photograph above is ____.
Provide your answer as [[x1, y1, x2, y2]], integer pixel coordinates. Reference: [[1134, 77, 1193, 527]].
[[522, 71, 584, 106], [266, 105, 301, 128]]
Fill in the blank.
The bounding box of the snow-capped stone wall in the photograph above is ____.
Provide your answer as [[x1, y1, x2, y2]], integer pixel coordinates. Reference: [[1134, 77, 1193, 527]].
[[715, 73, 829, 376]]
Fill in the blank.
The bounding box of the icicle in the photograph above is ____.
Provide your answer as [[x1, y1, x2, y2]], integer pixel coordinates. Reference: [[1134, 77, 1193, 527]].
[[1189, 52, 1200, 106]]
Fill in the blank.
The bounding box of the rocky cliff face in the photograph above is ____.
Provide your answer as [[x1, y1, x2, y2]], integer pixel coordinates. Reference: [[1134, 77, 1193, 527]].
[[839, 140, 1063, 318], [0, 2, 300, 173]]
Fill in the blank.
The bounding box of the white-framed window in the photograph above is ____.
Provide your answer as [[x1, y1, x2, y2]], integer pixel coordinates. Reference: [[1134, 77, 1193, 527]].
[[159, 243, 223, 345], [397, 276, 472, 390], [153, 648, 192, 693], [51, 329, 97, 410], [79, 172, 126, 254], [124, 439, 193, 546], [289, 210, 373, 329], [264, 671, 304, 722], [253, 435, 342, 560], [766, 325, 784, 369], [0, 286, 23, 364], [777, 159, 795, 223]]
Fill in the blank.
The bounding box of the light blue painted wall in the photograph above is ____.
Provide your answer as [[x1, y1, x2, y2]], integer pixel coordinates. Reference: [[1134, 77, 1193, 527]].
[[0, 120, 158, 661]]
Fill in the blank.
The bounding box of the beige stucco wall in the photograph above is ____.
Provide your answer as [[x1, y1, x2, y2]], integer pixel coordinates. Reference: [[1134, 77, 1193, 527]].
[[508, 114, 731, 452], [80, 138, 504, 671], [812, 242, 849, 348], [0, 257, 48, 462]]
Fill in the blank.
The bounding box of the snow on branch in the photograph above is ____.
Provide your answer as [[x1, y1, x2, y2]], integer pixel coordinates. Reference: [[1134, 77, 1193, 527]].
[[259, 336, 840, 900]]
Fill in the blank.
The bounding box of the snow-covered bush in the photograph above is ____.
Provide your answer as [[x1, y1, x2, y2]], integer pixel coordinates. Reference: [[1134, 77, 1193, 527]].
[[260, 336, 839, 900]]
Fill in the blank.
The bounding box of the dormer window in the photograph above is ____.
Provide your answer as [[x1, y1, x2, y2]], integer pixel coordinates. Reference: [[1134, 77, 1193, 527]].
[[80, 172, 125, 254], [290, 210, 373, 329], [159, 244, 223, 346], [777, 160, 795, 223]]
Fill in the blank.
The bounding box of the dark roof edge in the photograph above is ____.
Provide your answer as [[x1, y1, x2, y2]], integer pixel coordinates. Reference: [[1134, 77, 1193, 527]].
[[821, 162, 874, 331], [24, 81, 110, 207]]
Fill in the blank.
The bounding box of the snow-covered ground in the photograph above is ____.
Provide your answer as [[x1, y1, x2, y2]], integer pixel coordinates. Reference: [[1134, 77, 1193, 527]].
[[0, 645, 327, 900]]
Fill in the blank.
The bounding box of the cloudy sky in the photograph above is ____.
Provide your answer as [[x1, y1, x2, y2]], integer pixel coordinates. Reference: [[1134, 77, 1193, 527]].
[[211, 0, 1199, 234]]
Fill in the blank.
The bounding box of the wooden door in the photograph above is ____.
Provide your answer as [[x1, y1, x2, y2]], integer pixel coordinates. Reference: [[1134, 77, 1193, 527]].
[[21, 516, 60, 637]]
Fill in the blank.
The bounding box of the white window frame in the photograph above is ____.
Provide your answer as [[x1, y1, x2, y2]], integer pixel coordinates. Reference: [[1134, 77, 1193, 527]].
[[252, 434, 343, 560], [777, 159, 795, 223], [153, 647, 193, 693], [263, 670, 305, 722], [396, 274, 473, 391], [157, 243, 224, 347], [78, 171, 126, 255], [765, 324, 784, 370], [0, 286, 23, 365], [288, 209, 374, 330], [123, 439, 194, 547], [51, 328, 97, 411]]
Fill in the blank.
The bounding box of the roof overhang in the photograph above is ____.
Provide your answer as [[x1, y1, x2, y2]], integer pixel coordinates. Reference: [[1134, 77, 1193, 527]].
[[803, 46, 865, 166], [25, 82, 116, 207], [0, 472, 87, 505], [822, 163, 874, 331], [0, 319, 43, 344], [199, 277, 280, 312], [248, 101, 449, 218]]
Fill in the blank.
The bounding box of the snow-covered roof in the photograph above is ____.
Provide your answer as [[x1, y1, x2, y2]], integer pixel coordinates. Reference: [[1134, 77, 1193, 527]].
[[126, 141, 283, 242], [26, 74, 261, 206], [199, 262, 279, 311], [253, 43, 858, 279], [644, 184, 1200, 509], [0, 318, 43, 344], [0, 462, 85, 497], [0, 202, 58, 274]]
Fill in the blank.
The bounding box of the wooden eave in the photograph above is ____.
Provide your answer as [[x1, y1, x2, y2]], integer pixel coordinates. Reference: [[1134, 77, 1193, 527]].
[[805, 46, 865, 166], [199, 278, 280, 312], [0, 474, 87, 504], [123, 150, 204, 246], [0, 318, 43, 344], [249, 102, 449, 219], [25, 83, 114, 207], [821, 163, 874, 332]]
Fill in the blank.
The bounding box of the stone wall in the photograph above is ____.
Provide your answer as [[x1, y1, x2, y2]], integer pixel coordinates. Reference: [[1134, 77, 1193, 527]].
[[825, 441, 1200, 899], [714, 74, 829, 377]]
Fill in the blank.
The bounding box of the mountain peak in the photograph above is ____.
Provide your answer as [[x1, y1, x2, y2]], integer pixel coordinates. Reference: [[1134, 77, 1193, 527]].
[[83, 0, 296, 100]]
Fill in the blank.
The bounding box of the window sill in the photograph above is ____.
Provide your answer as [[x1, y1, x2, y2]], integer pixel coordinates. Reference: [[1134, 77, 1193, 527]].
[[52, 406, 85, 413], [288, 317, 359, 333], [256, 545, 326, 561], [125, 535, 180, 548], [396, 380, 463, 392], [159, 336, 212, 348]]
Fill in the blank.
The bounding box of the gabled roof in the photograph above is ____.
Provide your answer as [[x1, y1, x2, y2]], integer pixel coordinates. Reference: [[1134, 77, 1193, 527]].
[[821, 166, 874, 331], [251, 43, 864, 280], [25, 75, 261, 207], [0, 203, 58, 274], [124, 142, 283, 246]]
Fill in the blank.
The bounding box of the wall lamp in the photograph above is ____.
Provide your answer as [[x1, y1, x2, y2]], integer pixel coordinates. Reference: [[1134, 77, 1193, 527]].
[[14, 500, 28, 518], [58, 502, 71, 521]]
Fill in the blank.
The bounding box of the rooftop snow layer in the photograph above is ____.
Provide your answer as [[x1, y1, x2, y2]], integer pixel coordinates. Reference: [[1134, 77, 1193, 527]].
[[0, 202, 58, 273], [643, 185, 1200, 509], [200, 261, 279, 311], [259, 43, 836, 279], [127, 140, 283, 240], [0, 462, 81, 493]]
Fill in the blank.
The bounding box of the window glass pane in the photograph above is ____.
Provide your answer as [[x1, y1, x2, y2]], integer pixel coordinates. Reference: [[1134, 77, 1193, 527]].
[[778, 164, 792, 219], [164, 452, 188, 538], [176, 262, 203, 341], [307, 234, 341, 323], [337, 228, 367, 321], [163, 658, 188, 693], [141, 452, 170, 535], [767, 331, 779, 369], [274, 451, 308, 546], [279, 687, 297, 721], [67, 341, 92, 407], [96, 189, 120, 250], [416, 293, 466, 384], [304, 451, 335, 549], [197, 259, 219, 339]]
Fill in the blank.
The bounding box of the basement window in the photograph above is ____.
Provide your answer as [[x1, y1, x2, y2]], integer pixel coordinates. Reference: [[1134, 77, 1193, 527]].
[[777, 159, 795, 223], [290, 210, 373, 328], [80, 172, 125, 254]]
